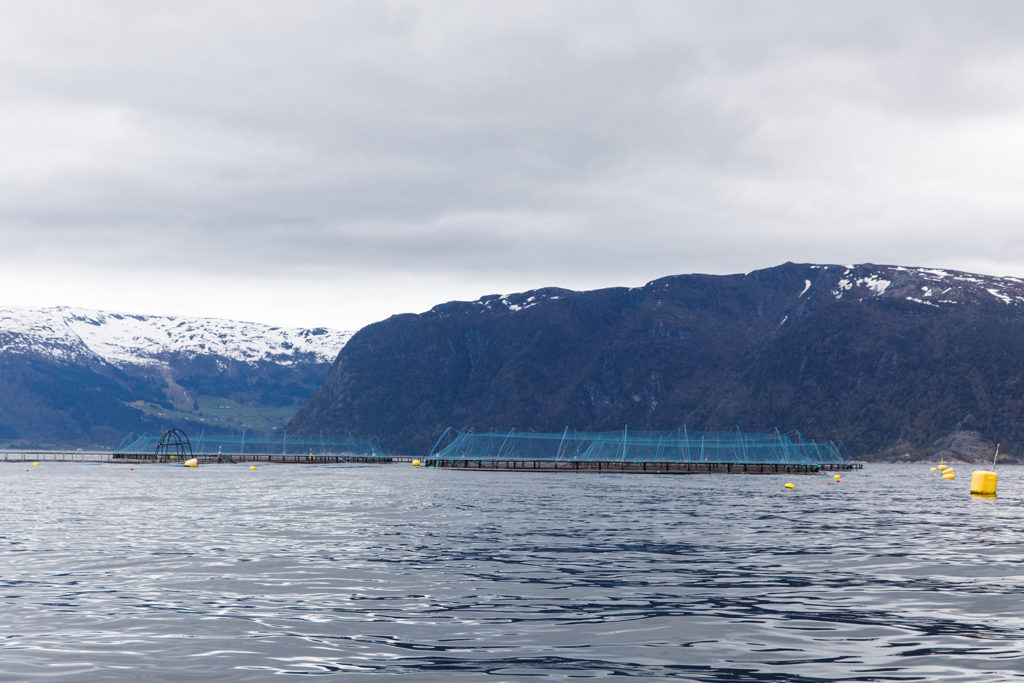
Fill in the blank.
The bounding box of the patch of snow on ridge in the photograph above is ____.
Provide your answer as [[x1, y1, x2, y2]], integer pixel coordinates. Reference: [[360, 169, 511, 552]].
[[986, 288, 1012, 305], [832, 275, 889, 300], [919, 268, 952, 279], [498, 293, 547, 313], [859, 275, 891, 295], [799, 280, 811, 297], [0, 306, 351, 367], [832, 278, 853, 300]]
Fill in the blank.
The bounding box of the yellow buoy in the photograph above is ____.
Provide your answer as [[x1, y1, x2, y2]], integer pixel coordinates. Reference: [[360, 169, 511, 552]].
[[32, 462, 39, 466], [184, 458, 198, 468], [833, 474, 841, 480], [784, 482, 795, 489], [412, 460, 421, 467], [942, 472, 955, 480], [930, 467, 937, 471], [944, 469, 955, 476], [249, 465, 257, 470], [970, 470, 998, 496]]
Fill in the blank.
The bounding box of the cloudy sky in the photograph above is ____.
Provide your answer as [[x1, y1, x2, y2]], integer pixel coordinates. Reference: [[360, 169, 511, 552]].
[[4, 1, 1024, 330]]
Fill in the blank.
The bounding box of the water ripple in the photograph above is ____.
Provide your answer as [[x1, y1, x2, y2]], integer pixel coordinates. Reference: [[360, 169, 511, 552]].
[[2, 463, 1024, 680]]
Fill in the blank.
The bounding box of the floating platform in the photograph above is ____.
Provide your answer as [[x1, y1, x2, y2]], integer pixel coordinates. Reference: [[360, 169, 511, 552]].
[[425, 427, 858, 474], [112, 452, 392, 464], [425, 458, 859, 474], [0, 451, 391, 464]]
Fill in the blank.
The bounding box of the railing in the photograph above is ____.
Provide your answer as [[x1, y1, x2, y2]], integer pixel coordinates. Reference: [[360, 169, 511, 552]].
[[0, 450, 115, 462], [0, 450, 394, 464]]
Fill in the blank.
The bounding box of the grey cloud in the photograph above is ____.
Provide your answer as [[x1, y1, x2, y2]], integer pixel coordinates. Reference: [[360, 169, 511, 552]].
[[4, 2, 1024, 327]]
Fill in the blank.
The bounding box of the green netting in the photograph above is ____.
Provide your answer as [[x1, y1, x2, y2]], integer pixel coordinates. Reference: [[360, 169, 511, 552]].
[[116, 432, 385, 457], [430, 428, 847, 465]]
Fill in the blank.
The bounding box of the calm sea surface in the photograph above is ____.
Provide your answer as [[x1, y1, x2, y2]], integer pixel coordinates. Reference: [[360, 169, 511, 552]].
[[1, 462, 1022, 681]]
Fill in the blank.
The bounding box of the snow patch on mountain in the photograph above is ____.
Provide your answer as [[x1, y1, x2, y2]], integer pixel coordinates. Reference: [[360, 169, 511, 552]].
[[0, 306, 351, 367], [986, 288, 1013, 305], [817, 264, 1024, 308], [832, 277, 886, 300]]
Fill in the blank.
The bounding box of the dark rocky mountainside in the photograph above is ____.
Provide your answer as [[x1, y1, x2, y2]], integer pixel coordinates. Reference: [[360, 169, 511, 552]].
[[289, 263, 1024, 461]]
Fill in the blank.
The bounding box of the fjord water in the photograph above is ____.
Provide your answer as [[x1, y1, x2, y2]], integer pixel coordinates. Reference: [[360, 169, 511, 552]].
[[1, 463, 1022, 681]]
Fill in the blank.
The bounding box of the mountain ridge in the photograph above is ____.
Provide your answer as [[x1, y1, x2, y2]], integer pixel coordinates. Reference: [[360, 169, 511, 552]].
[[0, 306, 349, 367], [289, 262, 1024, 461], [0, 306, 351, 447]]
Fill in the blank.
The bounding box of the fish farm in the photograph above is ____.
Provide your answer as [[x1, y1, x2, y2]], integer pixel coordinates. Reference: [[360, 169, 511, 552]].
[[426, 427, 858, 474], [113, 431, 388, 463]]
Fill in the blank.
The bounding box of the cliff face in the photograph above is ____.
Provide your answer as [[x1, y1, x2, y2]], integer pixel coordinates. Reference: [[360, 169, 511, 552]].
[[289, 263, 1024, 459]]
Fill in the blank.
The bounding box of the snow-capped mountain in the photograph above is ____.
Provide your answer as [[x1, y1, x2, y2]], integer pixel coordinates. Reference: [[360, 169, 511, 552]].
[[0, 306, 352, 448], [0, 306, 351, 367]]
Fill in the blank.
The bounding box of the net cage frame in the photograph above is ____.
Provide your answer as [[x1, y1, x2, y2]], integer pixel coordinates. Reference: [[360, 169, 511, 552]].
[[154, 428, 193, 462], [429, 427, 848, 466], [117, 431, 386, 458]]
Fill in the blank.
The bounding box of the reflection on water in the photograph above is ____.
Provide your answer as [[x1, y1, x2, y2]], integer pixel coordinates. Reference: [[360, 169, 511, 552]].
[[1, 462, 1023, 680]]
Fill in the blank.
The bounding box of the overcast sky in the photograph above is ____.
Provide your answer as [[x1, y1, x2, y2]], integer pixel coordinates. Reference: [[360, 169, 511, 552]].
[[4, 1, 1024, 330]]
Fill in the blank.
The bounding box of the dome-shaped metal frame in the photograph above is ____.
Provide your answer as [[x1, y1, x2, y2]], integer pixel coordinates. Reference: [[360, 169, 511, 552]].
[[155, 428, 193, 462]]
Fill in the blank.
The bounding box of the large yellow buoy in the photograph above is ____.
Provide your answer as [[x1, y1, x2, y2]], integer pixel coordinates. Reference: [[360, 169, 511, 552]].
[[970, 470, 998, 496], [184, 458, 198, 468], [937, 464, 947, 471], [249, 465, 257, 470], [412, 460, 421, 467], [942, 472, 955, 480], [784, 482, 795, 489], [32, 462, 39, 466]]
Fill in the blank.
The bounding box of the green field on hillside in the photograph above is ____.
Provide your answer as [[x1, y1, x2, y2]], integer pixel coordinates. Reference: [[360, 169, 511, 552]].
[[128, 396, 299, 432]]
